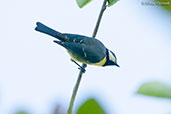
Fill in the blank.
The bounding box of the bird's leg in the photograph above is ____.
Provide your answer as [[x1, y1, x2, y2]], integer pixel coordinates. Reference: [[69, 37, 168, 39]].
[[70, 59, 86, 73]]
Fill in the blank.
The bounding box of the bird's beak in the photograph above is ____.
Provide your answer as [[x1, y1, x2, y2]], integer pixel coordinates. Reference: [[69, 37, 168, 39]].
[[115, 63, 120, 67]]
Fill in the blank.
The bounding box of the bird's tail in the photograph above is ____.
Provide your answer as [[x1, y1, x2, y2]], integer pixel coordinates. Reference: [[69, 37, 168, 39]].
[[35, 22, 66, 41]]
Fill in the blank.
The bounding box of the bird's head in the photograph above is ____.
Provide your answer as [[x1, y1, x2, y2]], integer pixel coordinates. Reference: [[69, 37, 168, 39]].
[[104, 49, 120, 67]]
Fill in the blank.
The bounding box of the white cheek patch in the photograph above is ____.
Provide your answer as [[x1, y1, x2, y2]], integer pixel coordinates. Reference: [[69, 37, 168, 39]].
[[109, 51, 116, 62]]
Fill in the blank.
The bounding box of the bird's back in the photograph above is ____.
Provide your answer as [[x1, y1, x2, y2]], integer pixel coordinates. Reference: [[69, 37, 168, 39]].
[[63, 34, 107, 63]]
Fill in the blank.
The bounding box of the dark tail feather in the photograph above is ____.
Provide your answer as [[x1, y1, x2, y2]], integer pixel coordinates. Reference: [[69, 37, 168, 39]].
[[35, 22, 66, 41], [53, 40, 65, 47]]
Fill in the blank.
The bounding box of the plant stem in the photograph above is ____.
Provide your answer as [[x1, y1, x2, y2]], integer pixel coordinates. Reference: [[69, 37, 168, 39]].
[[67, 64, 87, 114], [92, 0, 108, 38], [67, 0, 108, 114]]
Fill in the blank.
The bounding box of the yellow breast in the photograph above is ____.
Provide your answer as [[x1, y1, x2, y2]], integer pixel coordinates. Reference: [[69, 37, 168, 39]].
[[68, 50, 107, 66], [94, 57, 107, 66]]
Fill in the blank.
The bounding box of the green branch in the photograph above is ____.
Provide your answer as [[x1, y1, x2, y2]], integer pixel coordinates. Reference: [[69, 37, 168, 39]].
[[67, 0, 108, 114]]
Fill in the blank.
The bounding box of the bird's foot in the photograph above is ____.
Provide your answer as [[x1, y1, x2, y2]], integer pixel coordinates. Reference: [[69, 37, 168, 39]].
[[71, 59, 86, 73], [78, 67, 86, 73]]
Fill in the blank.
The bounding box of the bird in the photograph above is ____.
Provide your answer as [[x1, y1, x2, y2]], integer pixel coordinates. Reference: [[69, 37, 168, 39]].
[[35, 22, 119, 72]]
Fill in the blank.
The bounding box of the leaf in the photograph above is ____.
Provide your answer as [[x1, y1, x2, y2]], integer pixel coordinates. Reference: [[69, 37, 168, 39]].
[[76, 0, 92, 8], [108, 0, 118, 7], [156, 0, 171, 12], [16, 111, 28, 114], [76, 98, 106, 114], [137, 81, 171, 98]]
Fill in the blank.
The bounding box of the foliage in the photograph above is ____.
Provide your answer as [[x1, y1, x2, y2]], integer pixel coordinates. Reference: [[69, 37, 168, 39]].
[[156, 0, 171, 12], [15, 111, 28, 114], [108, 0, 118, 7], [76, 98, 106, 114], [137, 81, 171, 98], [76, 0, 92, 8], [75, 0, 118, 8]]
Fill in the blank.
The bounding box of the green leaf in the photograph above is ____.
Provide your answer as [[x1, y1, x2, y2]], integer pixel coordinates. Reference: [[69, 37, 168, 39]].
[[76, 98, 106, 114], [108, 0, 118, 7], [156, 0, 171, 12], [76, 0, 92, 8], [137, 81, 171, 98], [15, 111, 28, 114]]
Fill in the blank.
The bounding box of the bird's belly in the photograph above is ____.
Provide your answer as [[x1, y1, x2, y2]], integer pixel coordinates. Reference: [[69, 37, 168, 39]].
[[67, 51, 89, 64], [67, 51, 106, 66]]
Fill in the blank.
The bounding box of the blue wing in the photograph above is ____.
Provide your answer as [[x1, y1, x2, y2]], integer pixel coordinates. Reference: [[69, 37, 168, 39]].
[[63, 33, 88, 39], [54, 39, 106, 63]]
